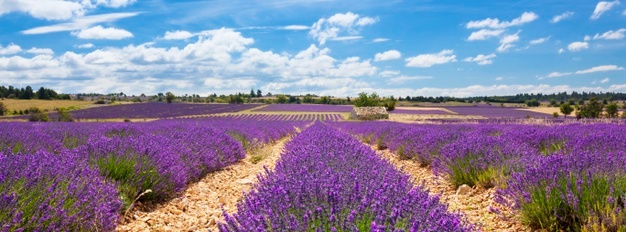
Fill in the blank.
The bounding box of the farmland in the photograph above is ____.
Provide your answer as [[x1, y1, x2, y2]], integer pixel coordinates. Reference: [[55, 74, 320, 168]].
[[1, 101, 626, 231]]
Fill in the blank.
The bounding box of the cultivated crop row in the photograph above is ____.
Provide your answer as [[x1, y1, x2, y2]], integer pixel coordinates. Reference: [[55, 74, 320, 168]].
[[220, 123, 472, 231], [58, 102, 261, 119], [252, 104, 353, 112], [330, 121, 626, 231], [195, 113, 344, 121], [0, 118, 305, 230]]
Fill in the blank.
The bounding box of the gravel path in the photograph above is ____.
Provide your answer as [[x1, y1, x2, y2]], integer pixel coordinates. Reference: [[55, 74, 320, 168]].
[[374, 147, 528, 232], [117, 137, 290, 232]]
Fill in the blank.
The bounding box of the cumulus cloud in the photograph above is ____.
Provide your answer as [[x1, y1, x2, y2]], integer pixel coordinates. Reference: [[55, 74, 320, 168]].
[[372, 38, 390, 43], [567, 41, 589, 51], [26, 48, 54, 55], [591, 1, 620, 20], [0, 0, 136, 20], [464, 53, 496, 65], [466, 12, 538, 29], [467, 29, 505, 41], [497, 31, 521, 52], [22, 12, 140, 35], [309, 12, 378, 45], [163, 30, 195, 40], [540, 65, 624, 79], [592, 28, 626, 40], [0, 44, 22, 55], [71, 26, 133, 40], [405, 49, 456, 68], [76, 43, 94, 49], [388, 75, 432, 84], [551, 11, 575, 23], [374, 50, 401, 61]]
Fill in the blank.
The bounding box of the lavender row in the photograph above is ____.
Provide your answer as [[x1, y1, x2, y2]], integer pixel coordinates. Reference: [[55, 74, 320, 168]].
[[330, 121, 626, 230], [191, 113, 344, 121], [252, 104, 353, 112], [220, 123, 471, 231], [389, 108, 451, 115], [444, 106, 550, 118], [64, 102, 260, 119], [0, 118, 304, 230]]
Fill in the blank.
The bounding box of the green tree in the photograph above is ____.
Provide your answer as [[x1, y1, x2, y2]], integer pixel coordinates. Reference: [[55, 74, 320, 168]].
[[27, 107, 48, 122], [165, 92, 175, 103], [606, 102, 619, 118], [578, 97, 604, 118], [276, 95, 288, 104], [525, 99, 540, 107], [0, 102, 6, 116], [559, 103, 574, 118], [250, 88, 255, 98], [353, 92, 380, 107], [549, 99, 558, 107], [56, 108, 74, 122], [256, 89, 262, 98], [303, 94, 314, 103]]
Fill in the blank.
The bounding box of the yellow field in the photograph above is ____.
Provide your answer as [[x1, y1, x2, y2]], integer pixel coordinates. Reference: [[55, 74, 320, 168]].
[[0, 99, 94, 113]]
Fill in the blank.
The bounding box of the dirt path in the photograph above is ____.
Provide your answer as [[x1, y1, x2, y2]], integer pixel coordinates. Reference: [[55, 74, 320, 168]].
[[117, 137, 290, 232], [374, 148, 527, 232]]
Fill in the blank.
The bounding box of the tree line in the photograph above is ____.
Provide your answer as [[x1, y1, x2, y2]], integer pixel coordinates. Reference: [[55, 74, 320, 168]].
[[0, 85, 70, 100]]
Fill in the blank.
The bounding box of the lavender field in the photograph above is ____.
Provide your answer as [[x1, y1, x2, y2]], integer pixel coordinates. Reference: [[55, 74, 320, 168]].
[[0, 118, 304, 230], [252, 104, 353, 112], [331, 121, 626, 231], [63, 102, 261, 119], [444, 106, 550, 118]]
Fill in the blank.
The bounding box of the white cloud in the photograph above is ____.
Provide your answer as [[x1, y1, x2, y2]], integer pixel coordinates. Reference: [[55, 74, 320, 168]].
[[497, 31, 520, 52], [0, 44, 22, 55], [530, 36, 550, 45], [601, 78, 610, 83], [405, 49, 456, 68], [567, 41, 589, 51], [389, 75, 432, 84], [464, 53, 496, 65], [591, 1, 620, 20], [374, 50, 401, 61], [281, 25, 310, 30], [466, 12, 538, 29], [309, 12, 378, 45], [495, 77, 504, 81], [575, 65, 624, 74], [551, 11, 575, 23], [26, 48, 54, 55], [540, 65, 624, 79], [593, 28, 626, 40], [71, 25, 133, 40], [467, 29, 505, 41], [372, 38, 390, 43], [163, 30, 195, 40], [379, 70, 400, 77], [76, 43, 94, 49], [558, 48, 565, 54], [0, 0, 137, 20], [21, 12, 140, 35], [624, 9, 626, 15], [330, 36, 363, 41], [584, 35, 591, 41]]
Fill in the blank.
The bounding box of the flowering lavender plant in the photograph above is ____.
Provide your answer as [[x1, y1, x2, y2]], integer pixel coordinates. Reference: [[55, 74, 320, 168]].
[[220, 123, 471, 231]]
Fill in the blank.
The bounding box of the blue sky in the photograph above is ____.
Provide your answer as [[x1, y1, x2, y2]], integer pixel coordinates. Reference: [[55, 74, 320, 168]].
[[0, 0, 625, 97]]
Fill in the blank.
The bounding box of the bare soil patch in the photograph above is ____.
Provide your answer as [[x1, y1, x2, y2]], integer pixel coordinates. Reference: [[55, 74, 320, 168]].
[[374, 147, 527, 231], [117, 137, 290, 232]]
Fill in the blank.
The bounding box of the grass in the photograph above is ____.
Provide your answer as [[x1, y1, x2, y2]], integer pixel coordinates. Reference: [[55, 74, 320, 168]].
[[0, 99, 93, 114]]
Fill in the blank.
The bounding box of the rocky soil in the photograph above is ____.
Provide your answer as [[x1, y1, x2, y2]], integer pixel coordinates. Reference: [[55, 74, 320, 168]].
[[117, 137, 290, 232], [374, 147, 528, 232]]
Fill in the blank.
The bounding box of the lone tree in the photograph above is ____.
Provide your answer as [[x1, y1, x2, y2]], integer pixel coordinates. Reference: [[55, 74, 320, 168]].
[[256, 89, 262, 98], [165, 92, 175, 103], [353, 92, 380, 107], [606, 102, 619, 118], [559, 103, 574, 118], [0, 102, 6, 116], [578, 97, 604, 118]]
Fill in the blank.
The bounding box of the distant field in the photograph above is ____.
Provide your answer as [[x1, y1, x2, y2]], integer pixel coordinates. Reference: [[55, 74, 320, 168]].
[[252, 104, 353, 112], [445, 105, 552, 118], [0, 99, 93, 113], [65, 102, 260, 119]]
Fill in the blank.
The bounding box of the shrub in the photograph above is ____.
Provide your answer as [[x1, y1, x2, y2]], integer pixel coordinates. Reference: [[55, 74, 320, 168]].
[[353, 92, 380, 107], [552, 112, 559, 118], [560, 103, 574, 118], [0, 102, 6, 116], [27, 107, 49, 122]]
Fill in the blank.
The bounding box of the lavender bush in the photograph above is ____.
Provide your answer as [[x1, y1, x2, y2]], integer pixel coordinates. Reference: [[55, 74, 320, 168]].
[[0, 151, 121, 231], [220, 123, 471, 231]]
